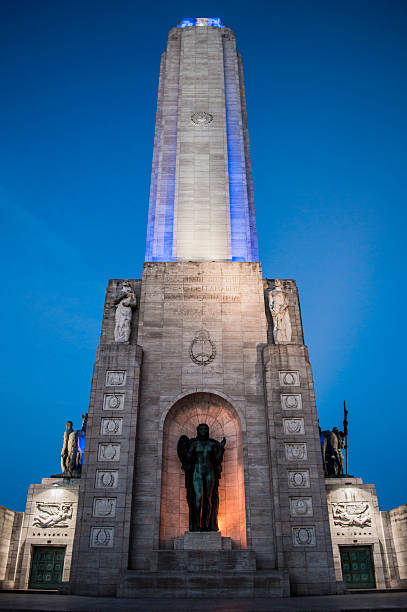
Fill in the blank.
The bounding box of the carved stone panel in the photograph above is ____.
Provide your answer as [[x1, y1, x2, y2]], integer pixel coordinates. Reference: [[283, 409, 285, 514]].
[[332, 502, 372, 528], [100, 418, 123, 436], [103, 393, 125, 411], [290, 497, 313, 517], [288, 470, 310, 488], [98, 443, 120, 462], [92, 497, 117, 518], [95, 470, 119, 489], [292, 526, 316, 546], [285, 443, 308, 461], [281, 394, 302, 410], [32, 502, 73, 528], [283, 418, 305, 435], [90, 527, 114, 548], [105, 370, 126, 386], [279, 371, 300, 386]]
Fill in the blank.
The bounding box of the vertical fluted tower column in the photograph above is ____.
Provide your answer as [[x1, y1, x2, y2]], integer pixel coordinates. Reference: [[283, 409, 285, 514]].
[[145, 18, 259, 262]]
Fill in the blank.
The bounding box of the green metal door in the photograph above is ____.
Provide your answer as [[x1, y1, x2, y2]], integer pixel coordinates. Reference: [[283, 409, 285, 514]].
[[340, 546, 376, 589], [29, 546, 65, 589]]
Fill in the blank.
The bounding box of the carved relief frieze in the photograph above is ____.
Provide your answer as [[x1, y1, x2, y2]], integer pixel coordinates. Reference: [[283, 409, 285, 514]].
[[90, 527, 114, 547], [283, 418, 305, 435], [32, 502, 73, 528], [279, 371, 300, 386], [95, 470, 119, 489], [285, 443, 308, 461], [281, 394, 302, 410], [103, 393, 125, 411], [100, 418, 123, 436], [105, 371, 126, 386], [92, 497, 117, 518], [332, 502, 372, 528], [290, 497, 313, 517], [288, 470, 310, 488], [98, 443, 120, 462], [292, 526, 316, 546]]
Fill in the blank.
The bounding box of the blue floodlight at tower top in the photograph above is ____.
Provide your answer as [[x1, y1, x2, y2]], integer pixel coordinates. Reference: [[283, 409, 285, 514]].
[[178, 18, 224, 28]]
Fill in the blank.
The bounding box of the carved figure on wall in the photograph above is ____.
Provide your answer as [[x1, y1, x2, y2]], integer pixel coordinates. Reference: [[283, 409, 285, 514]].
[[61, 414, 88, 478], [177, 424, 226, 532], [332, 502, 371, 528], [113, 281, 137, 342], [268, 279, 292, 343], [33, 502, 73, 528]]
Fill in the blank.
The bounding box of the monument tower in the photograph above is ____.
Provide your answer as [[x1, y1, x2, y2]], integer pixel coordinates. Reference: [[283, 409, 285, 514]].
[[69, 18, 338, 597]]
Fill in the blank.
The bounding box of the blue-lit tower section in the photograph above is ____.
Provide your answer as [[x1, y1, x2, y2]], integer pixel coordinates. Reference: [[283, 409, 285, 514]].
[[145, 18, 259, 262]]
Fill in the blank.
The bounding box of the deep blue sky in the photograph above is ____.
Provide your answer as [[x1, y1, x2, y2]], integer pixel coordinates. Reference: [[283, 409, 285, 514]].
[[1, 0, 406, 512]]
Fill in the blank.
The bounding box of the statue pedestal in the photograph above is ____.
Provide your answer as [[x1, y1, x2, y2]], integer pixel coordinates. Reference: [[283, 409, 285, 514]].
[[174, 531, 231, 551]]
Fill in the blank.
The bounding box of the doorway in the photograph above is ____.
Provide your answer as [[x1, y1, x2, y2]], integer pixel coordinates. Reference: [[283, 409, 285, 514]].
[[29, 546, 65, 589], [339, 545, 376, 589]]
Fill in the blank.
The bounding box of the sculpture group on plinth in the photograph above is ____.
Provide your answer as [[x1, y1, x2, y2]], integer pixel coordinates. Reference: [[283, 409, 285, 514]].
[[60, 414, 88, 478], [177, 424, 226, 532], [320, 403, 349, 477]]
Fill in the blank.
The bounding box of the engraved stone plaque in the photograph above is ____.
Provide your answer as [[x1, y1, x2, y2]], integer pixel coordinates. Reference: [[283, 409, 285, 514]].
[[285, 443, 308, 461], [100, 418, 123, 436], [279, 371, 300, 386], [288, 470, 310, 488], [95, 470, 119, 489], [103, 393, 125, 411], [90, 527, 114, 547], [281, 394, 302, 410], [292, 526, 316, 546], [283, 418, 305, 435], [92, 497, 117, 518], [98, 443, 120, 462], [105, 370, 126, 386], [290, 497, 313, 517]]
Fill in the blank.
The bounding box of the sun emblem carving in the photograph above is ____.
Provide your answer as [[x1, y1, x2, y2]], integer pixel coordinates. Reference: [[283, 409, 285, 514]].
[[191, 112, 213, 126], [189, 330, 216, 366]]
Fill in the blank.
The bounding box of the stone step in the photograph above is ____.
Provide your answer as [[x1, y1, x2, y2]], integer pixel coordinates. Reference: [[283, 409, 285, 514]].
[[117, 569, 290, 598]]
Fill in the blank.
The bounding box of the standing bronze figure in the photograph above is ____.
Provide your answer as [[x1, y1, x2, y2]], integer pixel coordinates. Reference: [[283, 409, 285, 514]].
[[177, 424, 226, 532]]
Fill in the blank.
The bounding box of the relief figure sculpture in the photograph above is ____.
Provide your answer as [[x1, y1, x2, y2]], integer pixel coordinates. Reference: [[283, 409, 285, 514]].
[[268, 279, 292, 343], [177, 424, 226, 532], [114, 281, 137, 343]]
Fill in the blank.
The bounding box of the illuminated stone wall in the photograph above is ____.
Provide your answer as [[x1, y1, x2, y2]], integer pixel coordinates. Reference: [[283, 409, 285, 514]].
[[145, 22, 258, 262]]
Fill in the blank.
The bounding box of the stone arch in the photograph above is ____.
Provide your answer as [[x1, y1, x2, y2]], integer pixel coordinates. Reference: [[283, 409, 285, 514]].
[[159, 392, 247, 549]]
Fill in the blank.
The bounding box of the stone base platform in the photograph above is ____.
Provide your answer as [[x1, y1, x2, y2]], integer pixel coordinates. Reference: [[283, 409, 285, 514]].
[[174, 531, 232, 550], [117, 568, 290, 598]]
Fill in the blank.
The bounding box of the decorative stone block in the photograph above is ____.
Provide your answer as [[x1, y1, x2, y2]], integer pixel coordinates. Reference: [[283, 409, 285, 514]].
[[98, 443, 120, 462], [100, 418, 123, 436], [90, 527, 114, 548], [105, 370, 127, 386], [289, 497, 313, 517], [92, 497, 117, 518], [95, 470, 119, 489], [279, 371, 300, 386], [288, 470, 310, 488], [283, 418, 305, 435], [285, 443, 307, 461], [281, 394, 302, 410], [292, 526, 316, 547], [176, 531, 231, 551], [103, 393, 125, 411]]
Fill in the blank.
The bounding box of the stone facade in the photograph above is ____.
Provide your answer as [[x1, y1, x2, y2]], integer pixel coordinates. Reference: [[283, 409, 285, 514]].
[[326, 478, 406, 589], [66, 263, 338, 596]]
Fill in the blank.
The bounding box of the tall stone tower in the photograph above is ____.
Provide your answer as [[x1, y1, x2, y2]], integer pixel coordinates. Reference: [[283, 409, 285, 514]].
[[69, 18, 338, 597]]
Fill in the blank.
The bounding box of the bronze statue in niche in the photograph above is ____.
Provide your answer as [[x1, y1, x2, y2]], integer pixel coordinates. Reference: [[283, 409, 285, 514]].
[[177, 424, 226, 531]]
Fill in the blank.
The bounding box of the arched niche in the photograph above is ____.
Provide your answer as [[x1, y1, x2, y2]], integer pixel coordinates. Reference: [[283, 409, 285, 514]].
[[159, 392, 246, 549]]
